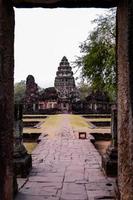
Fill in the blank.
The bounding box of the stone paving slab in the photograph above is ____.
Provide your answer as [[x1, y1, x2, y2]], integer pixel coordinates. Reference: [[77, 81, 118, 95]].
[[16, 193, 59, 200], [15, 115, 115, 200]]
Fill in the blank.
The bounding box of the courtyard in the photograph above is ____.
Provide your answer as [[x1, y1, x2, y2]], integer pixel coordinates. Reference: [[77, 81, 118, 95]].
[[15, 114, 115, 200]]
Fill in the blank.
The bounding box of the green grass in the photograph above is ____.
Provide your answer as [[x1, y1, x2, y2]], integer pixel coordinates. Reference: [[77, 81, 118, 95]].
[[69, 115, 92, 128], [44, 115, 61, 128], [24, 142, 37, 154], [23, 114, 111, 153], [86, 118, 111, 122]]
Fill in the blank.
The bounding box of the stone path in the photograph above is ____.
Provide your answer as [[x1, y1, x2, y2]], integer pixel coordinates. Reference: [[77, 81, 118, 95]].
[[15, 115, 115, 200]]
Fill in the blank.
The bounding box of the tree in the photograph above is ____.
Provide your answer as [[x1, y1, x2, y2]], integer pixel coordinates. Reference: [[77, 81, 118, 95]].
[[77, 82, 91, 101], [14, 80, 26, 103], [74, 8, 116, 101]]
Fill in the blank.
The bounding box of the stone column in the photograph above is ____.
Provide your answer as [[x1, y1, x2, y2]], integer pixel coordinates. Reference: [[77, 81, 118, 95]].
[[102, 105, 117, 177], [14, 104, 32, 178], [111, 105, 117, 148], [0, 1, 14, 199], [117, 1, 133, 199]]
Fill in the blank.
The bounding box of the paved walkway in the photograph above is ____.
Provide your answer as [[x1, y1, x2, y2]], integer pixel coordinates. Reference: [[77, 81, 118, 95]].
[[15, 115, 115, 200]]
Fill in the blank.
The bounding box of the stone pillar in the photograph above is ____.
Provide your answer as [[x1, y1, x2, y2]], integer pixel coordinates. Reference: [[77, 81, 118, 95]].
[[102, 105, 117, 177], [111, 105, 117, 148], [117, 1, 133, 199], [14, 104, 32, 178], [0, 1, 14, 199]]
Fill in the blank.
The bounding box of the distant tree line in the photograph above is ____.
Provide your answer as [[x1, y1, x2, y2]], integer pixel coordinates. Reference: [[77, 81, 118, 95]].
[[14, 80, 26, 103]]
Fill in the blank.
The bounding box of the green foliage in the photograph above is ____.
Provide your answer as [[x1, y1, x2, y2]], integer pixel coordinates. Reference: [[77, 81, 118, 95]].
[[74, 8, 116, 101], [14, 80, 26, 103], [77, 82, 91, 101]]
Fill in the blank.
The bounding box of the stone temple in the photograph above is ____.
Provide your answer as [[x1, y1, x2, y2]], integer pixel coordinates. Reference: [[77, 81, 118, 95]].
[[23, 56, 110, 114], [54, 56, 77, 112], [23, 57, 79, 114]]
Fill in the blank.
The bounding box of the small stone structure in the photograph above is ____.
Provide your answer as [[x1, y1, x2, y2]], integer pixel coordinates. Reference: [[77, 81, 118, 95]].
[[79, 132, 87, 139], [72, 91, 111, 114], [38, 87, 58, 113], [85, 91, 111, 114], [14, 104, 32, 178], [102, 105, 117, 177], [24, 75, 39, 113]]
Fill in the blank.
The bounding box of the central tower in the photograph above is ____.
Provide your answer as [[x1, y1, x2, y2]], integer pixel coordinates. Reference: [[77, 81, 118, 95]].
[[54, 56, 76, 112]]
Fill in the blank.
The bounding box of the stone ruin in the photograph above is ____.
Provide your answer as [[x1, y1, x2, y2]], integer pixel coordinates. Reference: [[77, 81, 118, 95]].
[[24, 57, 80, 114], [24, 57, 110, 114], [0, 1, 133, 199], [14, 104, 32, 178], [54, 56, 79, 113], [24, 75, 39, 113]]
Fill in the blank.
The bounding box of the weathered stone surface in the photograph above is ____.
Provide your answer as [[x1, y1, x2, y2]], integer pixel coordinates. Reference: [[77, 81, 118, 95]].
[[14, 154, 32, 178], [87, 190, 113, 200], [15, 193, 59, 200], [54, 56, 78, 113], [13, 0, 116, 8], [15, 115, 115, 200], [102, 105, 118, 177], [24, 75, 39, 112], [0, 1, 14, 199], [117, 1, 133, 199]]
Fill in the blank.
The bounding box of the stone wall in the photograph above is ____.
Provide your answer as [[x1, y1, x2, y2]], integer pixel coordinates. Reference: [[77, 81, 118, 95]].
[[117, 1, 133, 199], [0, 0, 14, 199]]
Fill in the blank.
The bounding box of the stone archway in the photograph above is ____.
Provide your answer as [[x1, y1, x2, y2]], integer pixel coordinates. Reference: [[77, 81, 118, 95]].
[[0, 0, 133, 199]]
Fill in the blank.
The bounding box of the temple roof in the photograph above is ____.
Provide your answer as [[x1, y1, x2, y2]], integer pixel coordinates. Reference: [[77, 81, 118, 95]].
[[59, 56, 70, 67], [26, 75, 35, 84], [61, 56, 68, 62]]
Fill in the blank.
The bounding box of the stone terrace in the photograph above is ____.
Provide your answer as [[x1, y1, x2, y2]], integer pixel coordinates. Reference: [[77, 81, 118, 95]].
[[15, 115, 115, 200]]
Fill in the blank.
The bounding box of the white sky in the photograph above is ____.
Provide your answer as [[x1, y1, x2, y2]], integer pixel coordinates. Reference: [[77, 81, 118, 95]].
[[14, 8, 108, 88]]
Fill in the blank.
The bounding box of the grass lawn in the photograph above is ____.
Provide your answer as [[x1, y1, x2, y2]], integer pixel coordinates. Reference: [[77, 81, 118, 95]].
[[23, 114, 95, 134], [24, 142, 37, 154], [23, 114, 111, 153], [86, 118, 111, 122], [68, 115, 92, 128], [23, 118, 45, 122]]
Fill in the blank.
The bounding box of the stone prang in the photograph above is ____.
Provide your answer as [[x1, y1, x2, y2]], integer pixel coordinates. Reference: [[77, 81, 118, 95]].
[[54, 56, 77, 112], [54, 56, 76, 99], [24, 75, 39, 112]]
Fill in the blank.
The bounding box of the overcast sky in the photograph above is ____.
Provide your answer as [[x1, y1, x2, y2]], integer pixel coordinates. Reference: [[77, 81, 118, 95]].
[[14, 8, 108, 88]]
